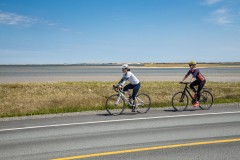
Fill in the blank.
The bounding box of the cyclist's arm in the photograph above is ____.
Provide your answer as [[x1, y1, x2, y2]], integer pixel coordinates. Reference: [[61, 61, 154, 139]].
[[182, 71, 191, 81], [118, 73, 131, 86], [190, 77, 195, 82], [117, 73, 129, 87], [117, 78, 125, 87], [182, 76, 187, 82]]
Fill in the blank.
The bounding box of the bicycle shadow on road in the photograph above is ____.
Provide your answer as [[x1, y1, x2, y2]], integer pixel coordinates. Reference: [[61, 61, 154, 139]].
[[96, 112, 139, 117], [164, 108, 202, 112]]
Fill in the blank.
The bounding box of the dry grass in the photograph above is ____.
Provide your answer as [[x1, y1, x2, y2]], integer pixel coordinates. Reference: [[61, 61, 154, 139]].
[[0, 81, 239, 117]]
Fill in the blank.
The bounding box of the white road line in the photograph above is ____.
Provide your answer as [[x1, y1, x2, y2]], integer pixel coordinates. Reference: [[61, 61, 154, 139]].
[[1, 111, 240, 132]]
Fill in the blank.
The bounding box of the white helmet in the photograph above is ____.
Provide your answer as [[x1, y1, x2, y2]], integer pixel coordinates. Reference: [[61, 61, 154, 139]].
[[121, 64, 128, 69]]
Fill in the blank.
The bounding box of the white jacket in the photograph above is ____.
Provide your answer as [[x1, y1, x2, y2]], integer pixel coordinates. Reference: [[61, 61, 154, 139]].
[[120, 71, 140, 85]]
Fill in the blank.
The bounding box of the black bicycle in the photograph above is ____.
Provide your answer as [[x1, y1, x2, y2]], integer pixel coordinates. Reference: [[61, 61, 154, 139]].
[[172, 82, 213, 111]]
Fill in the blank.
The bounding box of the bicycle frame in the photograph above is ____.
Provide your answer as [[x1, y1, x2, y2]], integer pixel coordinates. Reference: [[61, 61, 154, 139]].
[[113, 86, 144, 107], [106, 85, 151, 115], [116, 91, 133, 107], [182, 83, 195, 100]]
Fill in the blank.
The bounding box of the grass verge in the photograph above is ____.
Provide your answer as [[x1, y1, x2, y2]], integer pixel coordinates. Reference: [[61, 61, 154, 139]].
[[0, 81, 240, 118]]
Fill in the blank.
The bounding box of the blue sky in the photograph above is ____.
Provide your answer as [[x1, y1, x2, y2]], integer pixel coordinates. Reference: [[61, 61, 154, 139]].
[[0, 0, 240, 64]]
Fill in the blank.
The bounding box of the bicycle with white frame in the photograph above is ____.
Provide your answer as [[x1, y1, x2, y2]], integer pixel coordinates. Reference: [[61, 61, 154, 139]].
[[105, 85, 151, 115]]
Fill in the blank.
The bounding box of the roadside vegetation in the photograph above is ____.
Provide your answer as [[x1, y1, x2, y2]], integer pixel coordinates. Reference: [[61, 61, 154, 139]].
[[0, 81, 240, 118]]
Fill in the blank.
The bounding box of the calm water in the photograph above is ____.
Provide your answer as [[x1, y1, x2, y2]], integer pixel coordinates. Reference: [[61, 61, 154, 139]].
[[0, 65, 239, 83]]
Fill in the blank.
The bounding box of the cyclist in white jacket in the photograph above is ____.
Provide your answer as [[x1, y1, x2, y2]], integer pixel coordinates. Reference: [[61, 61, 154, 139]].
[[117, 64, 140, 112]]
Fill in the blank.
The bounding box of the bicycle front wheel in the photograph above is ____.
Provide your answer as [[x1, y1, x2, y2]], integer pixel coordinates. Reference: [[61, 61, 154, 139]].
[[136, 93, 151, 114], [106, 94, 125, 115], [199, 90, 213, 110], [172, 91, 188, 111]]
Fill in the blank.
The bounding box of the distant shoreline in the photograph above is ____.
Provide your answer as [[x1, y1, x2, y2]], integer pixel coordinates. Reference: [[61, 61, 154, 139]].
[[133, 66, 240, 69], [143, 62, 240, 68]]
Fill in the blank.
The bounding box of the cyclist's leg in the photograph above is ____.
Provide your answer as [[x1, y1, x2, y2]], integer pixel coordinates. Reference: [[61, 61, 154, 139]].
[[132, 83, 141, 108], [190, 80, 198, 93], [123, 84, 134, 97], [190, 80, 201, 107], [197, 80, 206, 101]]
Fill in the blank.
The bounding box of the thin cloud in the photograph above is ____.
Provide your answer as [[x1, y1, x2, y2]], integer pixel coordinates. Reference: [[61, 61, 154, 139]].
[[202, 0, 240, 28], [209, 8, 233, 25], [0, 11, 56, 26], [0, 11, 33, 25], [202, 0, 222, 6], [76, 31, 83, 34], [61, 28, 71, 32]]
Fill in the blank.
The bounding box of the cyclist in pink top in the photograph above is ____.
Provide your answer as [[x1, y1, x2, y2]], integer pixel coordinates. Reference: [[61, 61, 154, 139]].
[[181, 61, 206, 107]]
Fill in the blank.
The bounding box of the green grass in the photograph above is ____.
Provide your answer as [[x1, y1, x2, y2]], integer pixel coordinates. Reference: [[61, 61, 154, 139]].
[[0, 81, 240, 118]]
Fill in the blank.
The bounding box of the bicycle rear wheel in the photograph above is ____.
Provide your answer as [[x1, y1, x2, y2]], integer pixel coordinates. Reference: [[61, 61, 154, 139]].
[[106, 94, 125, 115], [172, 91, 188, 111], [136, 93, 151, 114], [199, 90, 213, 110]]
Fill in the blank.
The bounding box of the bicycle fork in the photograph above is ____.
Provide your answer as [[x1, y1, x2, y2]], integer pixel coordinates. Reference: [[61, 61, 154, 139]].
[[115, 94, 122, 105]]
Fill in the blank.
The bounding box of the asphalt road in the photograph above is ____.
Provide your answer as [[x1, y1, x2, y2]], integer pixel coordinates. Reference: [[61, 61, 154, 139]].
[[0, 104, 240, 160]]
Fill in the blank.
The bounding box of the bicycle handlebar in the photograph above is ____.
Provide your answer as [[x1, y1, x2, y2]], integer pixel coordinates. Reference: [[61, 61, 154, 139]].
[[113, 85, 123, 92]]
